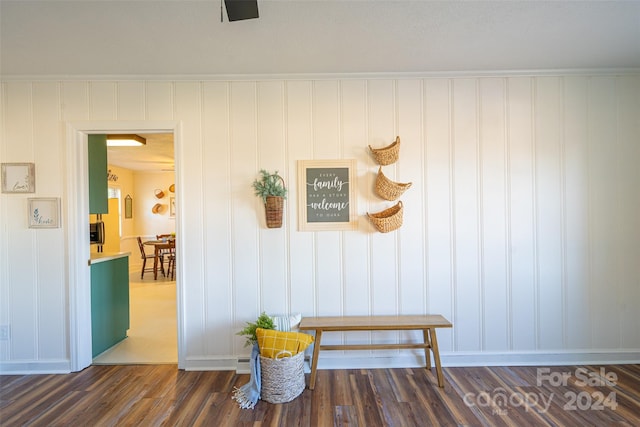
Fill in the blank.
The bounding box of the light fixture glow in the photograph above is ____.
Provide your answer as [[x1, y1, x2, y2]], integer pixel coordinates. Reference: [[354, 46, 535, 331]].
[[106, 134, 146, 146]]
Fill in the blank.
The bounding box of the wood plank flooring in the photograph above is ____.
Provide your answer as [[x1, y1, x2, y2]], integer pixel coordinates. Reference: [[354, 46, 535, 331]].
[[1, 364, 639, 426]]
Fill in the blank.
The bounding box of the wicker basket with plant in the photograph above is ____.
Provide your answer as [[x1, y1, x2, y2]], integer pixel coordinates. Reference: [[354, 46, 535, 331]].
[[252, 170, 287, 228]]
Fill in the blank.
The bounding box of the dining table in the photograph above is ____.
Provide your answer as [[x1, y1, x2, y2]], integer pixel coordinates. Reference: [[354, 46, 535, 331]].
[[143, 239, 175, 280]]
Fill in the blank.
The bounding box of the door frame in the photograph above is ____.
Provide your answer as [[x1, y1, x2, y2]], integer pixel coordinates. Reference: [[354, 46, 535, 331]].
[[65, 120, 184, 371]]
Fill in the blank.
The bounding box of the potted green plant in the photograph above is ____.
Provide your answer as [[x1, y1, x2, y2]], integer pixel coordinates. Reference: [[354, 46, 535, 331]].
[[237, 312, 275, 347], [252, 169, 287, 228]]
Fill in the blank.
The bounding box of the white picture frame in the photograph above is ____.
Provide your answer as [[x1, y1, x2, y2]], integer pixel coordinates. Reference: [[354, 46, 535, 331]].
[[1, 163, 35, 193], [169, 196, 175, 218], [28, 198, 60, 228]]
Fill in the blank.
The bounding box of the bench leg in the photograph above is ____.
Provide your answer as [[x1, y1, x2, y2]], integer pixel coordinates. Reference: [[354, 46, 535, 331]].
[[428, 328, 445, 388], [422, 329, 431, 369], [309, 329, 322, 390]]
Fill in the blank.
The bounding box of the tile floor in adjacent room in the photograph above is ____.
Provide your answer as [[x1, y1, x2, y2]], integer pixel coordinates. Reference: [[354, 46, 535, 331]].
[[92, 269, 177, 365]]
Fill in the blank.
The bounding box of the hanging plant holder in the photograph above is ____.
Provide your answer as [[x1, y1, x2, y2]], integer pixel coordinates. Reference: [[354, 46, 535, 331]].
[[252, 170, 287, 229], [265, 195, 284, 228]]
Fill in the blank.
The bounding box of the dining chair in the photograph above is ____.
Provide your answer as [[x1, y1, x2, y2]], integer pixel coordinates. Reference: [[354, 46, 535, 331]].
[[156, 234, 173, 276], [137, 236, 156, 279], [165, 239, 176, 280]]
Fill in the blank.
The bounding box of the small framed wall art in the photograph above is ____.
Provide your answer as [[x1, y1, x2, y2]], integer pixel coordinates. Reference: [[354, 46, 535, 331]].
[[124, 194, 133, 219], [297, 159, 357, 231], [28, 198, 60, 228], [1, 163, 35, 193]]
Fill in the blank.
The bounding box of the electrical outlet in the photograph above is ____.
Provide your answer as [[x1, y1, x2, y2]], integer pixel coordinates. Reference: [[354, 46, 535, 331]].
[[0, 325, 9, 340]]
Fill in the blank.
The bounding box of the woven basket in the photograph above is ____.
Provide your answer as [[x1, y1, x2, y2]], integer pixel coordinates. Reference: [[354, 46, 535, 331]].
[[369, 136, 400, 165], [375, 167, 412, 201], [260, 351, 305, 404], [367, 201, 404, 233], [265, 196, 284, 228], [264, 174, 286, 228]]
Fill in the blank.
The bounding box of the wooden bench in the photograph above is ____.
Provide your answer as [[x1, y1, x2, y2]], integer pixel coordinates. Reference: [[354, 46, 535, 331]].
[[299, 314, 452, 389]]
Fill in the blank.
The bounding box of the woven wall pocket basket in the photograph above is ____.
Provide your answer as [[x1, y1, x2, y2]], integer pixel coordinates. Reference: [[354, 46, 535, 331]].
[[265, 195, 284, 228], [264, 174, 286, 228], [375, 166, 412, 201], [260, 351, 305, 404], [367, 200, 403, 233], [369, 136, 400, 165]]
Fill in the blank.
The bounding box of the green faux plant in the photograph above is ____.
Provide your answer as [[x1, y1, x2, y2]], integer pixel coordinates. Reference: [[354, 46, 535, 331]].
[[237, 312, 275, 347], [252, 170, 287, 203]]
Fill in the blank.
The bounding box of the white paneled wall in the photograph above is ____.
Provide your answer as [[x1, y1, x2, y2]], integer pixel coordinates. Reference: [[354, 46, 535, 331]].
[[1, 74, 639, 373]]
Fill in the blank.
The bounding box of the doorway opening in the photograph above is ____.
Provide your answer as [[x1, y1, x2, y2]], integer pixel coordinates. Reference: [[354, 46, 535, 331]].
[[93, 133, 177, 365], [65, 120, 183, 372]]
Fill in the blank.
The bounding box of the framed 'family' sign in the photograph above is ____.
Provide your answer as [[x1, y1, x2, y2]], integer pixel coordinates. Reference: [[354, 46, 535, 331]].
[[297, 159, 357, 231]]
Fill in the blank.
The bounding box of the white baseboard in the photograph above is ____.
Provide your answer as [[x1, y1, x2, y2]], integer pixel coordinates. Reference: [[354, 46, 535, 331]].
[[0, 359, 71, 375], [233, 350, 640, 374], [182, 356, 238, 371], [440, 350, 640, 367], [3, 351, 638, 375], [306, 350, 640, 370]]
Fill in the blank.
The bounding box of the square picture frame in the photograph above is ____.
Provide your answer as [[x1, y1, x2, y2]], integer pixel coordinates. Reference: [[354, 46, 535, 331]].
[[1, 163, 35, 193], [28, 198, 60, 228], [297, 159, 357, 231]]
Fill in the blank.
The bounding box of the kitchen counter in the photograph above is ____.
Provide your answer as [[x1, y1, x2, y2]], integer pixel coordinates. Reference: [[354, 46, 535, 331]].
[[90, 251, 130, 265]]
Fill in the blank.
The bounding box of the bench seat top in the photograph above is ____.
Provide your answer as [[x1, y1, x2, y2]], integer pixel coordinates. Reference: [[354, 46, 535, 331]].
[[299, 314, 452, 331]]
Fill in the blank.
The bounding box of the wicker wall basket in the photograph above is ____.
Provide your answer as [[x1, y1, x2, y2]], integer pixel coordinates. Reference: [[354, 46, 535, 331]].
[[375, 167, 412, 201], [265, 195, 284, 228], [369, 136, 400, 165], [367, 201, 403, 233], [260, 351, 305, 404]]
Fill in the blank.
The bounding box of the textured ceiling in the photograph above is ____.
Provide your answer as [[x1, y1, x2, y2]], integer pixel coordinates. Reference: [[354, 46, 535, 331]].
[[1, 0, 639, 77]]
